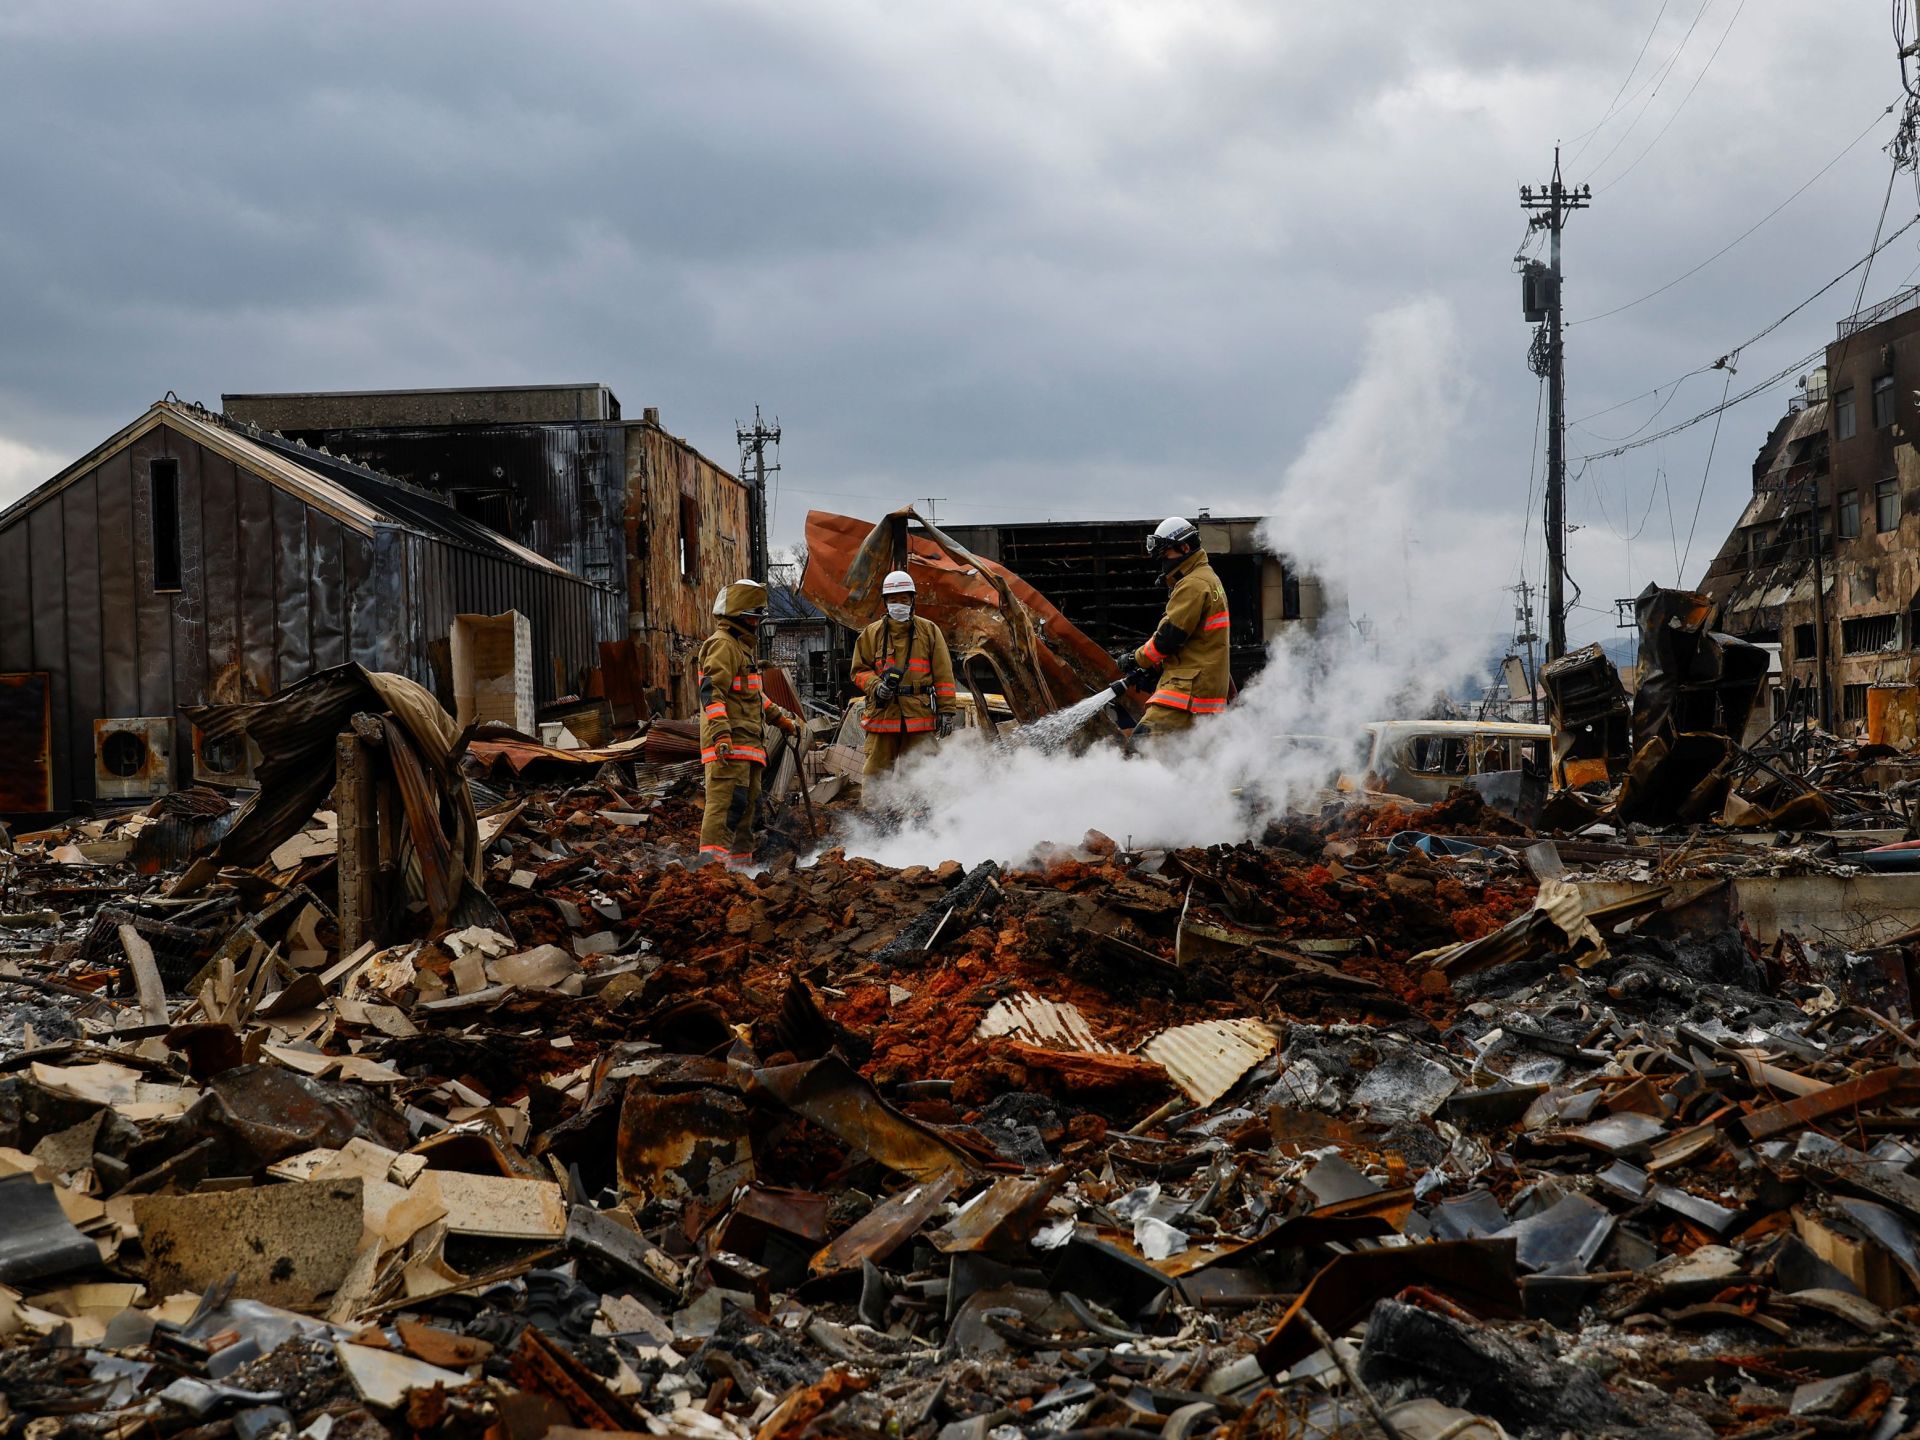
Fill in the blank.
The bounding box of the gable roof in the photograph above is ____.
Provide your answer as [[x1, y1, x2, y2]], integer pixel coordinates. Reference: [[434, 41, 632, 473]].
[[0, 400, 579, 579]]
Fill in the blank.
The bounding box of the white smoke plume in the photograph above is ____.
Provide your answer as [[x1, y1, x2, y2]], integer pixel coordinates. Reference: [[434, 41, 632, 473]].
[[836, 298, 1509, 868]]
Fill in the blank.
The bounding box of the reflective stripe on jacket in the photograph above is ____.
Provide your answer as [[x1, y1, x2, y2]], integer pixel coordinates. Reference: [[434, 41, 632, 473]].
[[698, 621, 795, 766], [851, 614, 959, 734], [1134, 550, 1231, 715]]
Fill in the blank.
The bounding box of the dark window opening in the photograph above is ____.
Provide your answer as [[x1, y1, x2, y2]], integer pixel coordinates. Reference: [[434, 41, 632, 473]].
[[1842, 613, 1901, 654], [1282, 572, 1302, 620], [1792, 622, 1817, 659], [149, 458, 181, 591], [679, 495, 701, 582], [1874, 373, 1897, 428], [1880, 476, 1903, 532], [450, 488, 514, 536], [100, 729, 150, 777], [1839, 488, 1861, 539], [1844, 683, 1870, 722], [1837, 388, 1857, 439], [201, 733, 247, 774]]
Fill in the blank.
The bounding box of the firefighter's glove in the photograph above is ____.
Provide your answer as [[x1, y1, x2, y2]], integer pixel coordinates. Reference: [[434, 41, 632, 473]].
[[711, 734, 733, 762], [1123, 663, 1154, 692], [937, 712, 955, 739], [875, 668, 903, 703], [774, 711, 799, 737]]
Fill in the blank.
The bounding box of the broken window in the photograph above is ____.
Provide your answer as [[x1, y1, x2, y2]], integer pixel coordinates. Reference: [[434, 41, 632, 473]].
[[1843, 683, 1870, 721], [1879, 476, 1903, 532], [1839, 489, 1861, 539], [1836, 388, 1857, 439], [450, 488, 514, 536], [1874, 373, 1897, 428], [1791, 622, 1818, 660], [679, 494, 700, 583], [149, 457, 182, 592], [1841, 613, 1900, 654]]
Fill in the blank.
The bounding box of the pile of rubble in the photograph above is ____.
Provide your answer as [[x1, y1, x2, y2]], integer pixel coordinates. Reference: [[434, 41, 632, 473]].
[[6, 679, 1920, 1439]]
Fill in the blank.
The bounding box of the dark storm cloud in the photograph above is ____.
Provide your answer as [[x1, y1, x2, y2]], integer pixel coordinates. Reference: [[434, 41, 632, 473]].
[[0, 1, 1905, 644]]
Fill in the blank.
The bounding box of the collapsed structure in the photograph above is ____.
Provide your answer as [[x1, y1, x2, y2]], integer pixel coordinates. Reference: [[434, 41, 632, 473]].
[[7, 395, 1920, 1439], [0, 538, 1919, 1437]]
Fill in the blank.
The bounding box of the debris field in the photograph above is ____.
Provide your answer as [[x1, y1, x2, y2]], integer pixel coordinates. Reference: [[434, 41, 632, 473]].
[[6, 688, 1920, 1440]]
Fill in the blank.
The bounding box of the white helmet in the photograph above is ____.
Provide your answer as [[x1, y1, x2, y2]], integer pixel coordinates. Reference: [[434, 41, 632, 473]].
[[712, 578, 769, 619], [1146, 517, 1200, 562], [882, 569, 916, 597]]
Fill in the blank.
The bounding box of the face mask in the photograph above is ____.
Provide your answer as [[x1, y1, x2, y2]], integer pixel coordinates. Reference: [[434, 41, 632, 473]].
[[887, 602, 912, 623]]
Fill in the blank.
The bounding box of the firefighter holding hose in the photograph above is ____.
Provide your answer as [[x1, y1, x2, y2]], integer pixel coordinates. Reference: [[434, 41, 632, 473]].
[[1118, 517, 1232, 744]]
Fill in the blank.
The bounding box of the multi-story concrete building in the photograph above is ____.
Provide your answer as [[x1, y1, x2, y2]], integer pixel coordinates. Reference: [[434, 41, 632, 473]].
[[1699, 289, 1920, 740]]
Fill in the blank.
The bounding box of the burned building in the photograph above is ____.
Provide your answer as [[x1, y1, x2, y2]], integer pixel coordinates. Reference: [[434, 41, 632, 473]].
[[221, 385, 753, 714], [764, 571, 845, 715], [1700, 287, 1920, 741], [937, 516, 1325, 685], [0, 399, 621, 814]]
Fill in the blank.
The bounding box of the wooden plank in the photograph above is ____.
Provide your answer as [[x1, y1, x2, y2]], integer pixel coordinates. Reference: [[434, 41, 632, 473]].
[[118, 923, 169, 1027], [335, 733, 377, 953]]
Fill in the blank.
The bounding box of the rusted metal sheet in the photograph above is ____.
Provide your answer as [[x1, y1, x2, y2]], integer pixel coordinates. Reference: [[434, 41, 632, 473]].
[[0, 673, 53, 812], [616, 1084, 754, 1206], [809, 1174, 959, 1277], [930, 1172, 1064, 1254], [975, 992, 1119, 1053], [753, 1054, 973, 1184], [1740, 1066, 1920, 1142], [801, 506, 1119, 723], [507, 1323, 644, 1431]]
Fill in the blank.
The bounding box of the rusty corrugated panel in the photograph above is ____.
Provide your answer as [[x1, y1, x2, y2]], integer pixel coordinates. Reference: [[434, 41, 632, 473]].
[[975, 993, 1119, 1053], [1138, 1018, 1277, 1106], [801, 507, 1119, 722], [0, 673, 53, 813]]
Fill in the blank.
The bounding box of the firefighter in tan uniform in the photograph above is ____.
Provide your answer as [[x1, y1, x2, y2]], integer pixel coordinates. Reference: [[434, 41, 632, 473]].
[[697, 580, 800, 867], [850, 569, 959, 778], [1121, 518, 1232, 742]]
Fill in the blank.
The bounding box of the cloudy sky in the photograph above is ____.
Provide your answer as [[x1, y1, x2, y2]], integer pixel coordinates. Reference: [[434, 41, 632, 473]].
[[0, 1, 1910, 650]]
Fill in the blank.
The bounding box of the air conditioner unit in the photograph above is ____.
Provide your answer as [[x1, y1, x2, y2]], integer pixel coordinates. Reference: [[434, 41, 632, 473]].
[[192, 724, 261, 789], [94, 717, 172, 801]]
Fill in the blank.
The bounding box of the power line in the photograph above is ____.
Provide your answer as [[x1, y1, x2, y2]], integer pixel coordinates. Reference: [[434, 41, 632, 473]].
[[1598, 0, 1746, 193], [1567, 0, 1673, 162], [1676, 367, 1736, 582], [1584, 0, 1714, 184], [1576, 345, 1822, 462], [1570, 209, 1920, 442], [1572, 98, 1898, 325]]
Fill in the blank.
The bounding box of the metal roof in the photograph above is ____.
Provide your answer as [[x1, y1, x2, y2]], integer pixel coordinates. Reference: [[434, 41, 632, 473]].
[[0, 401, 579, 580]]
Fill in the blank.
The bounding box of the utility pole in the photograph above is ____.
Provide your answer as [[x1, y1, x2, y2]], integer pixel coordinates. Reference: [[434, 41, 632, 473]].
[[1511, 580, 1541, 723], [735, 406, 781, 587], [1520, 147, 1590, 662]]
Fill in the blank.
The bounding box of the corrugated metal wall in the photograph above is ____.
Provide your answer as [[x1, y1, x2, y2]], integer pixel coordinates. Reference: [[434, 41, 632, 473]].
[[0, 418, 620, 811], [271, 422, 629, 599], [379, 526, 624, 709]]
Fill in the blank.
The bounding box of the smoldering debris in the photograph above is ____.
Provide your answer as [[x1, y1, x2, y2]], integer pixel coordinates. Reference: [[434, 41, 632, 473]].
[[6, 655, 1920, 1440]]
